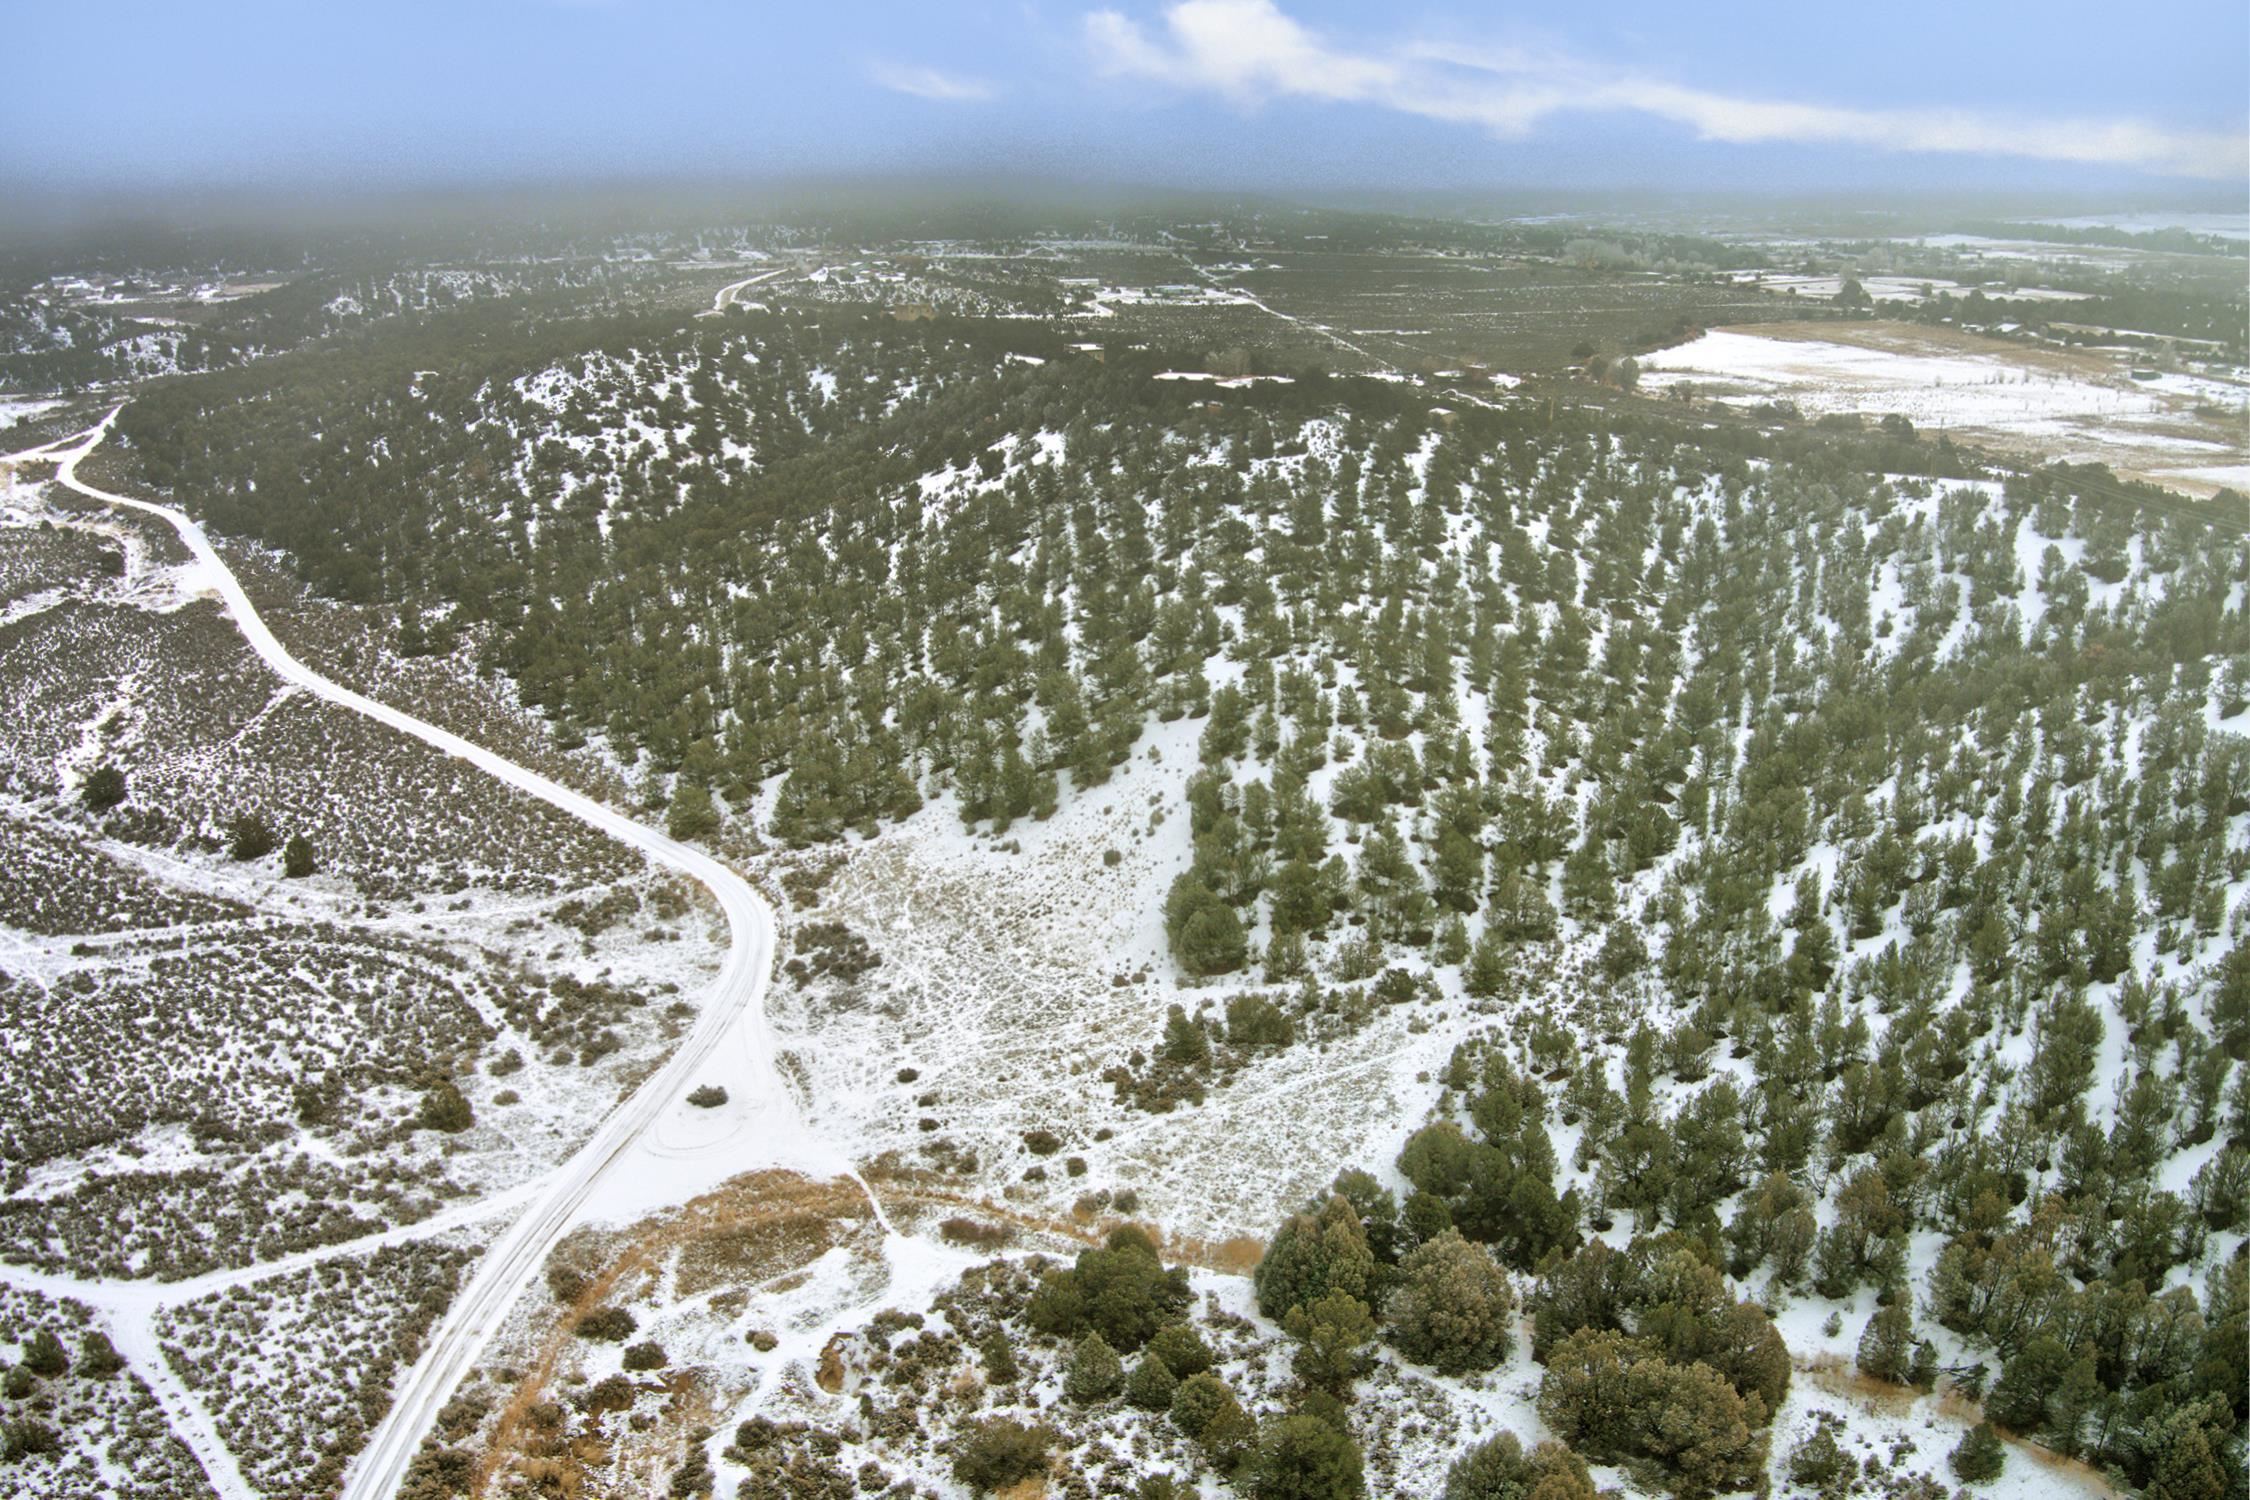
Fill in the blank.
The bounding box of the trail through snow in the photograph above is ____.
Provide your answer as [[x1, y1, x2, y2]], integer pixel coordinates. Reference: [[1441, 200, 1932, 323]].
[[4, 411, 866, 1499], [700, 267, 788, 316]]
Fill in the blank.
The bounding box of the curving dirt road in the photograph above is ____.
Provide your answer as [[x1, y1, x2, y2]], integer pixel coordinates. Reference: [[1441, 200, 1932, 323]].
[[40, 410, 845, 1498]]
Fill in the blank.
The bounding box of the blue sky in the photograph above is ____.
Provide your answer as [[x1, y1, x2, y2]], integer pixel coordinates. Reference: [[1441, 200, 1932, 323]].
[[5, 0, 2245, 196]]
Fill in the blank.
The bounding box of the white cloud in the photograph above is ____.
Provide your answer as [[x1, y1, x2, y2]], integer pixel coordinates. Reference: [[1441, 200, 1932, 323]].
[[870, 61, 996, 103], [1085, 0, 2247, 179]]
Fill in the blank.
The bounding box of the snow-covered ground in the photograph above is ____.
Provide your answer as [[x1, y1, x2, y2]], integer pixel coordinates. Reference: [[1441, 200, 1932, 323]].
[[1641, 326, 2249, 494], [4, 414, 857, 1500]]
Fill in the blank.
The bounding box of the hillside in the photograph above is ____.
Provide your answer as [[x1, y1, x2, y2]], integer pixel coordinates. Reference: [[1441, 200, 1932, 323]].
[[0, 212, 2243, 1500]]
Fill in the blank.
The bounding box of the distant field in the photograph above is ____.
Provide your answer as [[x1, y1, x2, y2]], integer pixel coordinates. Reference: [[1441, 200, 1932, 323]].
[[1641, 320, 2250, 496]]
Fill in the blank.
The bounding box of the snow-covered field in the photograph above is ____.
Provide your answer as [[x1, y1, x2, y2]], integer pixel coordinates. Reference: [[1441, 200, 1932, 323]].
[[1641, 325, 2249, 494]]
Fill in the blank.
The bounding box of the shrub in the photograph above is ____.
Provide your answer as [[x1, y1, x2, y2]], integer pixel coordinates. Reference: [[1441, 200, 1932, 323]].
[[939, 1216, 1011, 1250], [1065, 1331, 1124, 1402], [228, 813, 277, 861], [1026, 1226, 1191, 1351], [1385, 1229, 1515, 1374], [1949, 1422, 2005, 1484], [1022, 1128, 1064, 1156], [686, 1084, 728, 1108], [282, 833, 316, 878], [580, 1374, 634, 1413], [1255, 1196, 1373, 1320], [1127, 1353, 1180, 1410], [1444, 1432, 1597, 1500], [621, 1340, 667, 1371], [1251, 1414, 1366, 1500], [577, 1306, 638, 1342], [951, 1418, 1054, 1495], [546, 1265, 589, 1305], [417, 1080, 474, 1133], [82, 764, 127, 811], [21, 1330, 65, 1378]]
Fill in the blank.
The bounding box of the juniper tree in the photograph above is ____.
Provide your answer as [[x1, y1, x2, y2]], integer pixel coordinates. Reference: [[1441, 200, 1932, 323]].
[[1948, 1422, 2005, 1484], [1384, 1229, 1515, 1375], [1255, 1196, 1374, 1320], [1065, 1330, 1123, 1403]]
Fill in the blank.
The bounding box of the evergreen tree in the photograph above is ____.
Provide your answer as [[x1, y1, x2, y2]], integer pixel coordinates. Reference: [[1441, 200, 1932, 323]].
[[667, 779, 720, 840], [1256, 1196, 1374, 1320], [1855, 1302, 1916, 1385], [1986, 1336, 2070, 1432], [1126, 1353, 1179, 1411], [282, 832, 317, 878], [20, 1330, 66, 1379], [228, 813, 277, 861], [82, 764, 127, 811], [1283, 1290, 1377, 1396], [1948, 1422, 2005, 1484], [1385, 1229, 1516, 1375], [979, 1326, 1019, 1385], [1444, 1433, 1597, 1500], [416, 1079, 475, 1133], [1065, 1330, 1124, 1403], [2144, 1403, 2231, 1500], [1250, 1414, 1365, 1500]]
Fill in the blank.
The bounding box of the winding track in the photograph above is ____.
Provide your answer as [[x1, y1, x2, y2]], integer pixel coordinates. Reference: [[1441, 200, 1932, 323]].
[[37, 409, 830, 1498]]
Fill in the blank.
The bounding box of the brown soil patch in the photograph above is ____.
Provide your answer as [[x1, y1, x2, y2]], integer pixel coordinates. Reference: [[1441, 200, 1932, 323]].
[[1801, 1359, 2120, 1500], [473, 1169, 872, 1498], [862, 1164, 1268, 1274], [470, 1167, 1270, 1496], [1799, 1356, 1922, 1416]]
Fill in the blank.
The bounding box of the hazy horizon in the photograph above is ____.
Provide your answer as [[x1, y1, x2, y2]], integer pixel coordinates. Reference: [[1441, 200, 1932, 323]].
[[4, 0, 2245, 213]]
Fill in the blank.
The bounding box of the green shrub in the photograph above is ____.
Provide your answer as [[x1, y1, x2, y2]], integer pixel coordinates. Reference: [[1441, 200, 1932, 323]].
[[951, 1418, 1054, 1495], [1385, 1230, 1515, 1374], [282, 832, 317, 877], [1127, 1353, 1180, 1410], [1065, 1331, 1124, 1402], [576, 1306, 638, 1342], [1949, 1422, 2005, 1484], [1250, 1414, 1365, 1500], [228, 813, 277, 861], [82, 764, 127, 811], [1444, 1432, 1597, 1500]]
